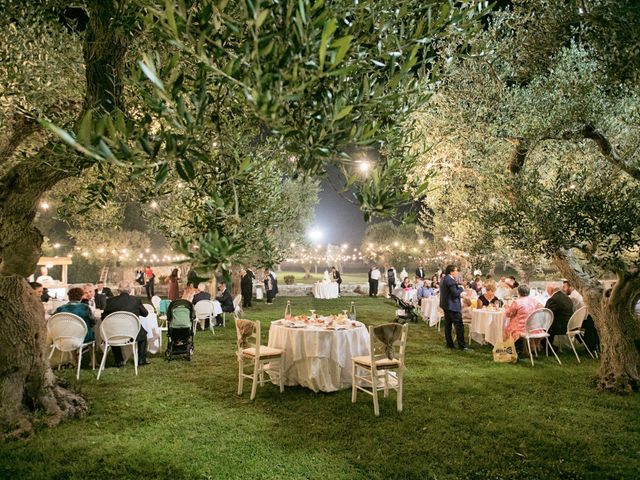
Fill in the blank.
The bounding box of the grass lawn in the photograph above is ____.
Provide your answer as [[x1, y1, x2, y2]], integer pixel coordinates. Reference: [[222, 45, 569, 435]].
[[1, 297, 638, 479]]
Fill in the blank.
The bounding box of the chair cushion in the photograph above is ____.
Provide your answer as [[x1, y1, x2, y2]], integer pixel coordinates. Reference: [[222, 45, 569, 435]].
[[353, 355, 401, 368], [242, 346, 283, 358]]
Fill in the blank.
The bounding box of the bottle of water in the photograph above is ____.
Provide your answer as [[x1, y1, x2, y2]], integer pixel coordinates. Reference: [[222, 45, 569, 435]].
[[349, 301, 356, 321], [284, 300, 292, 320]]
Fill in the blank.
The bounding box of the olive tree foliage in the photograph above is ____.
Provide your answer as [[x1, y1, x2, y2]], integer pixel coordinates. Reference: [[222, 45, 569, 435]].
[[360, 221, 426, 270], [412, 0, 640, 392], [54, 0, 489, 274]]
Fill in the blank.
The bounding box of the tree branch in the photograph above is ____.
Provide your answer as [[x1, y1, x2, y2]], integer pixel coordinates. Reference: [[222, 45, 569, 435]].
[[508, 138, 531, 175], [0, 113, 39, 167]]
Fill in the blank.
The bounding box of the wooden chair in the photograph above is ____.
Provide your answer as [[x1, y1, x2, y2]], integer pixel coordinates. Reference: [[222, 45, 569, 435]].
[[352, 323, 408, 416], [235, 319, 284, 400]]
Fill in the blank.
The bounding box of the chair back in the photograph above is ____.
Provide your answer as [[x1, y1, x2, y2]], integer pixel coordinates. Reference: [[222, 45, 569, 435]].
[[101, 312, 140, 346], [567, 306, 588, 333], [151, 295, 161, 312], [194, 300, 215, 319], [233, 294, 242, 310], [235, 319, 260, 356], [143, 303, 155, 316], [525, 308, 554, 333], [369, 323, 408, 366], [47, 313, 88, 352]]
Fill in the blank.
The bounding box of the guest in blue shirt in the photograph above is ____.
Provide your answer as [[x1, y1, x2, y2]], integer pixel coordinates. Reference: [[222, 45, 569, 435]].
[[54, 287, 95, 342], [417, 280, 434, 306]]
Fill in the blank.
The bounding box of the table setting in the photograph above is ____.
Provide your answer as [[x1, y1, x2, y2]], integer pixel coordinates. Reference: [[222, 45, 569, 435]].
[[267, 312, 370, 392]]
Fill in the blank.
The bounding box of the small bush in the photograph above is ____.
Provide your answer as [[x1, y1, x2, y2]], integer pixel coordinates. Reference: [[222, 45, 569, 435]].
[[283, 275, 295, 285]]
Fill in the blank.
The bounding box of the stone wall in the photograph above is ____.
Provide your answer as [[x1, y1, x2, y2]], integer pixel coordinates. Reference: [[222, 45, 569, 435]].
[[276, 283, 377, 297]]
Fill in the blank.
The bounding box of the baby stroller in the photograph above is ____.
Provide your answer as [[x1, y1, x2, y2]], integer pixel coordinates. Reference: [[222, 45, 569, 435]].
[[390, 294, 419, 324], [165, 299, 197, 361]]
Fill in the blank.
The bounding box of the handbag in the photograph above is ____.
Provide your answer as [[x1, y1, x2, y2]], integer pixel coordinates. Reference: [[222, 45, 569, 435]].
[[492, 336, 518, 363]]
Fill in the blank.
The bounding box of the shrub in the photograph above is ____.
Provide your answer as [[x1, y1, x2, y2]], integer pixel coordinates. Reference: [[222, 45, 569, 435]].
[[283, 275, 295, 285]]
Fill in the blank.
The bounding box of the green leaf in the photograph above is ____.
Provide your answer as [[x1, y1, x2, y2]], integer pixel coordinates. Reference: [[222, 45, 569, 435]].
[[77, 111, 93, 145], [138, 56, 166, 93], [319, 18, 336, 71], [330, 35, 353, 67], [333, 104, 353, 121], [256, 9, 269, 29]]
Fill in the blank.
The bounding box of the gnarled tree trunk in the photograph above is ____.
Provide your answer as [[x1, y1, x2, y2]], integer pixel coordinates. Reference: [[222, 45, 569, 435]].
[[0, 1, 131, 437], [554, 250, 640, 393]]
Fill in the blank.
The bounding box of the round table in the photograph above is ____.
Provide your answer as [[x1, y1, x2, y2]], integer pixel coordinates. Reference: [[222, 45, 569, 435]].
[[267, 320, 370, 392], [312, 282, 339, 299], [470, 309, 505, 346], [421, 297, 441, 326]]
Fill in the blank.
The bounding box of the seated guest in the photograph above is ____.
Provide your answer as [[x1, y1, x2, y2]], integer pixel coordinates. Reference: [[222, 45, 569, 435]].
[[182, 284, 197, 302], [54, 287, 95, 343], [215, 281, 234, 326], [544, 282, 574, 348], [508, 276, 520, 289], [477, 281, 504, 308], [41, 287, 50, 302], [504, 284, 543, 353], [101, 282, 149, 367], [29, 282, 46, 302], [416, 280, 434, 305], [94, 281, 113, 310], [192, 283, 211, 305], [430, 275, 439, 289], [81, 283, 96, 309], [562, 280, 585, 312], [401, 277, 412, 290], [469, 276, 482, 295]]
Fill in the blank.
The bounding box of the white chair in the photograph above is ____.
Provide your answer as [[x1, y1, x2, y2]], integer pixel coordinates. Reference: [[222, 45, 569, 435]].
[[143, 304, 155, 316], [566, 306, 596, 362], [97, 311, 141, 379], [235, 319, 284, 400], [521, 308, 562, 366], [151, 295, 167, 329], [352, 323, 408, 416], [194, 300, 216, 335], [47, 313, 96, 380], [232, 294, 243, 321]]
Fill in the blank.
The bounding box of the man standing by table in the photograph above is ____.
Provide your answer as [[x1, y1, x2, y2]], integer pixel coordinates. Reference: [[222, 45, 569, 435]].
[[440, 264, 471, 351], [369, 265, 380, 297], [331, 266, 342, 294], [102, 281, 149, 367], [240, 268, 254, 308]]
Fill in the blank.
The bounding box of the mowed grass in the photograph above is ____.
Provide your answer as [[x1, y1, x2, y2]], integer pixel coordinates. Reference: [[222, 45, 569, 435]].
[[1, 297, 639, 479]]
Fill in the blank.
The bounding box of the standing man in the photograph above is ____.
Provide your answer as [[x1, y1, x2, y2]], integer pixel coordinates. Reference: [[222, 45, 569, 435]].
[[144, 265, 155, 301], [264, 269, 275, 305], [240, 268, 254, 308], [370, 265, 380, 297], [94, 281, 113, 310], [415, 265, 425, 281], [331, 266, 342, 294], [186, 265, 198, 287], [102, 281, 149, 367], [387, 266, 397, 297], [440, 264, 470, 351]]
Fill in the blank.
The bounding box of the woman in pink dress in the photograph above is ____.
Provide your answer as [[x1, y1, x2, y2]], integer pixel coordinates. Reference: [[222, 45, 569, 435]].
[[167, 268, 180, 301], [504, 284, 543, 349]]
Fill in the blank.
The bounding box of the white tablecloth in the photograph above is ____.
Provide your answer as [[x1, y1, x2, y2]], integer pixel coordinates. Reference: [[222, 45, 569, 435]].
[[268, 320, 370, 392], [421, 297, 441, 326], [313, 282, 339, 299], [470, 309, 505, 346]]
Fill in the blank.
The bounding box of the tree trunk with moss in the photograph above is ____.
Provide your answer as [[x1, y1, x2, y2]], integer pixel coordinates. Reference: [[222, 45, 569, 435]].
[[0, 1, 131, 437], [554, 250, 640, 393]]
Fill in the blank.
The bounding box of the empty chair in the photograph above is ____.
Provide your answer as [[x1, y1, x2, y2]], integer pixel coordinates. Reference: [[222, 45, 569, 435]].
[[235, 319, 284, 400], [566, 306, 596, 362], [521, 308, 562, 366], [97, 312, 141, 379], [143, 304, 155, 316], [151, 295, 167, 329], [232, 294, 243, 321], [352, 323, 408, 416], [47, 312, 96, 380], [194, 299, 216, 335]]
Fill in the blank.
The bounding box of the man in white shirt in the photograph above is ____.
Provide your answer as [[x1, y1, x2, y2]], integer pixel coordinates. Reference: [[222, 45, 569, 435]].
[[562, 280, 585, 312], [369, 266, 381, 297]]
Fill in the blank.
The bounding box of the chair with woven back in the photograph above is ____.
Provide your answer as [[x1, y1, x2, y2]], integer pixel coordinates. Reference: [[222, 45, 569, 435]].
[[521, 308, 562, 367], [566, 306, 597, 362], [235, 319, 284, 400], [47, 312, 96, 380], [352, 322, 408, 416]]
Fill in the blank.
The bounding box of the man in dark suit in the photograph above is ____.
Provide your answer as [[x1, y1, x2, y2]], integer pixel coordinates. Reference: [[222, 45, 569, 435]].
[[415, 266, 425, 280], [215, 281, 234, 326], [240, 268, 254, 308], [440, 264, 470, 351], [544, 282, 574, 347], [101, 282, 149, 367], [94, 281, 113, 310], [192, 283, 211, 305], [331, 266, 342, 294]]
